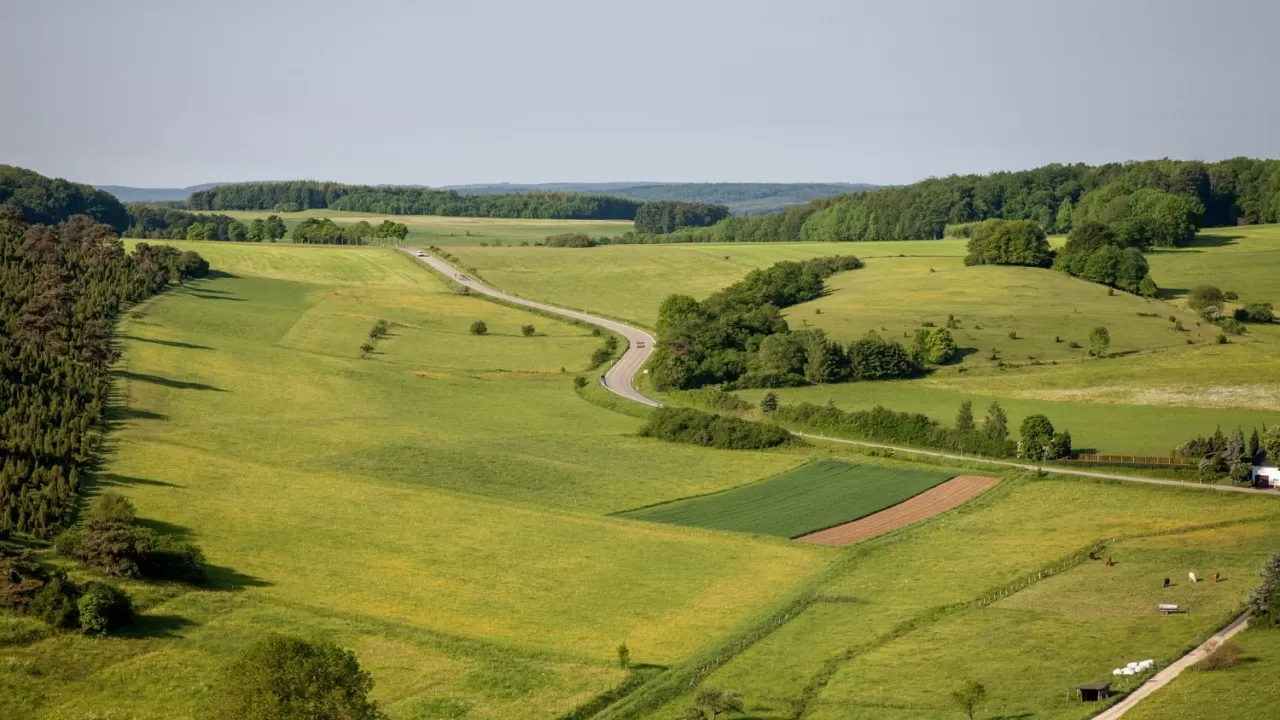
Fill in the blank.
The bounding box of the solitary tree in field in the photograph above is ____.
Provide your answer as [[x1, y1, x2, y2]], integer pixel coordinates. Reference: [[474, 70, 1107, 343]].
[[760, 391, 778, 413], [470, 321, 488, 336], [683, 688, 743, 720], [521, 324, 536, 337], [616, 643, 630, 670], [206, 635, 387, 720], [951, 680, 986, 720], [955, 400, 975, 433], [573, 376, 588, 390], [359, 342, 374, 358], [1089, 326, 1111, 358], [984, 402, 1008, 442]]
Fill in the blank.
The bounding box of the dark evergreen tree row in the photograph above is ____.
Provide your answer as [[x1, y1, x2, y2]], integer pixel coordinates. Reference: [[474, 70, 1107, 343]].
[[187, 181, 643, 220], [1, 165, 129, 233], [0, 209, 207, 535], [633, 201, 730, 234]]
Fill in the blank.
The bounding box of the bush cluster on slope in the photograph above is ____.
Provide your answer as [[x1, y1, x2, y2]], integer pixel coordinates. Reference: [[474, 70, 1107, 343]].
[[638, 407, 792, 450]]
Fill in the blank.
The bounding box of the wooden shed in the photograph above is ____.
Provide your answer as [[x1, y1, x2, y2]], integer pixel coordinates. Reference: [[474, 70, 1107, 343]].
[[1075, 683, 1111, 702]]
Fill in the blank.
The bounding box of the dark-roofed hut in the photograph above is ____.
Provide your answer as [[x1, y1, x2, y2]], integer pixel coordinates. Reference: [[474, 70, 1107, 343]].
[[1075, 683, 1111, 702]]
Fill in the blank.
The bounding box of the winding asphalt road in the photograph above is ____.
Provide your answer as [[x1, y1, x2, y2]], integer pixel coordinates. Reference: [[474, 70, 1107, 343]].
[[403, 250, 660, 407], [403, 247, 1277, 495], [404, 246, 1273, 715]]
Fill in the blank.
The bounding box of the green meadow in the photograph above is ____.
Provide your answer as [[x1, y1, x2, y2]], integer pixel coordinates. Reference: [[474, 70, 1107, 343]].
[[641, 479, 1280, 720], [220, 209, 634, 248], [619, 460, 952, 538], [8, 222, 1280, 719], [3, 241, 836, 719]]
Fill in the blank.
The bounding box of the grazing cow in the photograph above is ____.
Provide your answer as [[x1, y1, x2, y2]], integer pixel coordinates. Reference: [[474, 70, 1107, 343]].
[[1106, 556, 1114, 567], [1163, 577, 1171, 588], [1189, 571, 1198, 583], [1214, 571, 1221, 583]]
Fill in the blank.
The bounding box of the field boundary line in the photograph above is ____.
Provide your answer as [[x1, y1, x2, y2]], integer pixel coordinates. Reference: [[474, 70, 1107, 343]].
[[792, 432, 1280, 496]]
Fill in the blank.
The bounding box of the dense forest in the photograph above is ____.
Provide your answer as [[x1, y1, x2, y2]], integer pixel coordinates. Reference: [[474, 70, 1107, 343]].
[[0, 208, 208, 534], [187, 181, 642, 220], [633, 201, 730, 233], [291, 218, 408, 245], [603, 158, 1280, 244], [1, 165, 130, 232]]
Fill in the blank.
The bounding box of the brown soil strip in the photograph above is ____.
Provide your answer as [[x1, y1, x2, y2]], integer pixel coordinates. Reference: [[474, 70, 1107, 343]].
[[796, 475, 999, 546]]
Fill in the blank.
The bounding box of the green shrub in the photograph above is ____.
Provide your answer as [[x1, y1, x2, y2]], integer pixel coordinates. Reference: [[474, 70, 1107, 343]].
[[469, 320, 488, 335], [1187, 285, 1225, 311], [521, 324, 536, 336], [77, 582, 132, 635], [1198, 641, 1245, 671], [638, 408, 791, 450], [85, 492, 137, 525], [1235, 303, 1274, 323], [573, 376, 588, 390], [1218, 318, 1246, 335], [206, 635, 387, 720], [28, 574, 80, 629], [60, 521, 205, 583]]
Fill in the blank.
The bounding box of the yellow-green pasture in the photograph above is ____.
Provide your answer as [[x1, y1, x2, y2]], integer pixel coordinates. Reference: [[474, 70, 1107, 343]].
[[0, 242, 829, 719], [642, 478, 1280, 720], [218, 209, 634, 248]]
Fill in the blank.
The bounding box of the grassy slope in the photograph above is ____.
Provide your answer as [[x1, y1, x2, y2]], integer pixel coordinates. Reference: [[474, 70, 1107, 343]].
[[1125, 624, 1280, 720], [619, 460, 953, 538], [447, 241, 961, 327], [219, 209, 633, 248], [1147, 224, 1280, 306], [648, 479, 1280, 720], [2, 242, 830, 719]]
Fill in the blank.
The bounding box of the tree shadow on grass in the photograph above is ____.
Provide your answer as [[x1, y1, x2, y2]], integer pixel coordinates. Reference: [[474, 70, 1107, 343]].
[[94, 473, 180, 489], [137, 517, 196, 540], [204, 564, 273, 592], [121, 613, 198, 639], [112, 370, 225, 392], [119, 334, 213, 351], [179, 289, 244, 302], [203, 270, 239, 280], [105, 406, 169, 423]]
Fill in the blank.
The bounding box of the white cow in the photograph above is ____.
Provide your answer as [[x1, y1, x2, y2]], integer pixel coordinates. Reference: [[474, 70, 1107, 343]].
[[1189, 571, 1198, 583]]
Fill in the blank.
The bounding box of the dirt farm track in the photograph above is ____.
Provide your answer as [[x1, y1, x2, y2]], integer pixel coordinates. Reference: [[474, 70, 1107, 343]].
[[795, 475, 999, 546]]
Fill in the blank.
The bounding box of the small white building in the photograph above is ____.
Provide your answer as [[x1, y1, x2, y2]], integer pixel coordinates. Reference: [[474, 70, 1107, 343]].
[[1251, 465, 1280, 488]]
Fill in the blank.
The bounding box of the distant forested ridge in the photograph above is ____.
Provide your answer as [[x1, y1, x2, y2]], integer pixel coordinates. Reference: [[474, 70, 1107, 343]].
[[187, 181, 642, 220], [1, 165, 129, 232], [634, 201, 730, 233], [0, 208, 208, 534], [448, 182, 876, 215], [96, 182, 229, 204], [619, 158, 1280, 244]]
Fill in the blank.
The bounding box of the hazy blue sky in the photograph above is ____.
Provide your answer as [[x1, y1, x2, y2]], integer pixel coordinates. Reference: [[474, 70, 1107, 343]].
[[3, 0, 1278, 187]]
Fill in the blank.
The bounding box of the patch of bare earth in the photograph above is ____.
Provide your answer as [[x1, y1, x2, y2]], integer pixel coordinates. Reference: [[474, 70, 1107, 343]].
[[796, 475, 998, 546]]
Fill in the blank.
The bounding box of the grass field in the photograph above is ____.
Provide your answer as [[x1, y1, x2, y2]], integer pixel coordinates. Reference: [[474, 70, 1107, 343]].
[[1147, 224, 1280, 307], [1125, 623, 1280, 720], [12, 224, 1280, 719], [617, 460, 954, 538], [646, 478, 1280, 720], [1, 241, 839, 719], [446, 241, 963, 327], [219, 209, 634, 248]]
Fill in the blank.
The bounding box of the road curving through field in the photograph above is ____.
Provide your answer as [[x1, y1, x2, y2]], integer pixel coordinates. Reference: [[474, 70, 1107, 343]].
[[403, 249, 659, 407], [403, 247, 1279, 497]]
